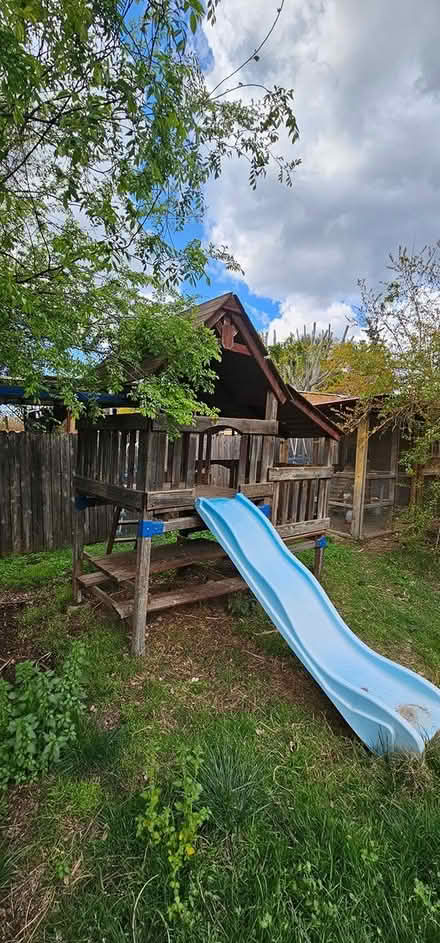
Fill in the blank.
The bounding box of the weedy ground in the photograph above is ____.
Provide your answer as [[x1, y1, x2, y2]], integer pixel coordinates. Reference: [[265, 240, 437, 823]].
[[1, 538, 440, 942]]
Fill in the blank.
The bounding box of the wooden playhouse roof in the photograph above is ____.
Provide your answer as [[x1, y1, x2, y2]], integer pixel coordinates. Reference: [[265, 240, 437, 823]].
[[162, 293, 341, 440]]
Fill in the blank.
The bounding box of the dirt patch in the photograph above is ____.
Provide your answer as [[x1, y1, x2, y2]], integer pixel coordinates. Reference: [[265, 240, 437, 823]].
[[0, 592, 54, 681], [117, 600, 351, 738]]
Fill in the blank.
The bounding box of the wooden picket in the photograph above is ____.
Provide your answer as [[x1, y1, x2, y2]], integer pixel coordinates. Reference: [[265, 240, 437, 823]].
[[0, 432, 113, 556]]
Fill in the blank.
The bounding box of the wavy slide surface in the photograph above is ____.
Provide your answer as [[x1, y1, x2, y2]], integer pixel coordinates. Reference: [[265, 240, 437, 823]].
[[196, 493, 440, 754]]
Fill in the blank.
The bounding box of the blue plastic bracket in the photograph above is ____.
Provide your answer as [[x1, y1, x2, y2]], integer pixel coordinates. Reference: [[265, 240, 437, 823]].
[[137, 519, 165, 538], [315, 535, 328, 549], [75, 495, 89, 511], [259, 504, 272, 520]]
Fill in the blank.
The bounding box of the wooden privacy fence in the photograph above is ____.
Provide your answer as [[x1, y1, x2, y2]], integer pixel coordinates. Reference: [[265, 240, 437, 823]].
[[0, 433, 113, 556]]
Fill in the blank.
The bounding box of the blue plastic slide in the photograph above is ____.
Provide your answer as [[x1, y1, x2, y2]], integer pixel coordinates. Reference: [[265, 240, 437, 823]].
[[195, 493, 440, 755]]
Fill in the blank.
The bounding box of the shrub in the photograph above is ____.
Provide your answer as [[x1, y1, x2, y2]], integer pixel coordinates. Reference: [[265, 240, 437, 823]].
[[397, 480, 440, 548], [0, 642, 86, 787]]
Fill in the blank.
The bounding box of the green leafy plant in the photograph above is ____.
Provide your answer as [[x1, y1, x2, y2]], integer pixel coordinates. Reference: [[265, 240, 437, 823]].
[[136, 747, 210, 925], [397, 479, 440, 548], [0, 641, 86, 787]]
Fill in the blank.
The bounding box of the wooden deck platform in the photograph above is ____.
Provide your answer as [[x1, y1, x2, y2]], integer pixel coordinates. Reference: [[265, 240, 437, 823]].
[[84, 538, 227, 584]]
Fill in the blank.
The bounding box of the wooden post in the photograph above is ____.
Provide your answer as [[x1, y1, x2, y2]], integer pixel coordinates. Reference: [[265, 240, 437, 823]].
[[351, 415, 369, 539], [279, 439, 289, 464], [72, 496, 85, 604], [389, 424, 400, 508], [131, 502, 151, 657], [265, 390, 278, 421], [409, 463, 423, 508], [314, 537, 325, 580]]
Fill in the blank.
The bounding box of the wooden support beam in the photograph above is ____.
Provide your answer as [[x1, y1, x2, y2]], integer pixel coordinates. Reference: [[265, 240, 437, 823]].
[[268, 466, 333, 481], [239, 482, 275, 498], [163, 514, 202, 532], [146, 488, 194, 510], [389, 425, 400, 508], [73, 476, 144, 511], [131, 506, 151, 656], [152, 416, 278, 435], [351, 415, 369, 539], [277, 518, 330, 539]]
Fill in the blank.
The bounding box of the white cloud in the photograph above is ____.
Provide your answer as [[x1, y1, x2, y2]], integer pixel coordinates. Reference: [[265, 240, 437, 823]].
[[267, 296, 362, 344], [202, 0, 440, 337]]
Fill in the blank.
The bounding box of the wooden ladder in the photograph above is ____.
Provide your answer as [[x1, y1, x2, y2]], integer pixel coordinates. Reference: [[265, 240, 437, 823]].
[[106, 506, 138, 554]]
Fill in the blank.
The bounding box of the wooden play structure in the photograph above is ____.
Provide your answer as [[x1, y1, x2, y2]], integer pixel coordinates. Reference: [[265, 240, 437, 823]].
[[72, 293, 341, 654]]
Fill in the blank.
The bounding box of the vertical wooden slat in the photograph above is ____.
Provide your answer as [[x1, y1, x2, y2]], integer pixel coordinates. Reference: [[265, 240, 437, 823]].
[[61, 435, 72, 546], [136, 428, 150, 490], [203, 433, 212, 484], [171, 436, 183, 488], [40, 435, 53, 549], [154, 432, 167, 490], [49, 435, 62, 551], [237, 434, 249, 486], [308, 479, 318, 522], [248, 436, 260, 483], [279, 481, 290, 523], [298, 481, 308, 522], [127, 430, 136, 488], [9, 433, 22, 553], [195, 433, 205, 486], [0, 433, 11, 555], [271, 481, 280, 526], [288, 480, 300, 523], [30, 434, 43, 551], [18, 433, 32, 552], [119, 431, 128, 485], [165, 439, 174, 484], [184, 434, 198, 487]]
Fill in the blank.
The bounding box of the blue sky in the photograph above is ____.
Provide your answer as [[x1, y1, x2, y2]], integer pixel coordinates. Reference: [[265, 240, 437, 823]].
[[172, 0, 440, 345]]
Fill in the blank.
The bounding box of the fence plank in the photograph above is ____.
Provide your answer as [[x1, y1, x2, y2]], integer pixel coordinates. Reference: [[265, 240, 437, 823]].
[[19, 433, 32, 552], [0, 433, 11, 555], [9, 434, 22, 553]]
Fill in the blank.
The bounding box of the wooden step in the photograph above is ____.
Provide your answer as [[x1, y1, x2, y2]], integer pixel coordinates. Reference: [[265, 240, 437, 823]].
[[116, 576, 248, 619], [78, 571, 109, 588], [87, 539, 227, 584], [90, 584, 131, 618]]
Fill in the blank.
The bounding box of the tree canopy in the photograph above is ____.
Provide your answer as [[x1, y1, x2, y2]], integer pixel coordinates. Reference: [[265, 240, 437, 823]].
[[356, 244, 440, 468], [265, 323, 351, 391], [0, 0, 299, 425]]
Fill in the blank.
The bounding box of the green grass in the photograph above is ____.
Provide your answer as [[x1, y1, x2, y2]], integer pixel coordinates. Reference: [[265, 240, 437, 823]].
[[2, 540, 440, 941]]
